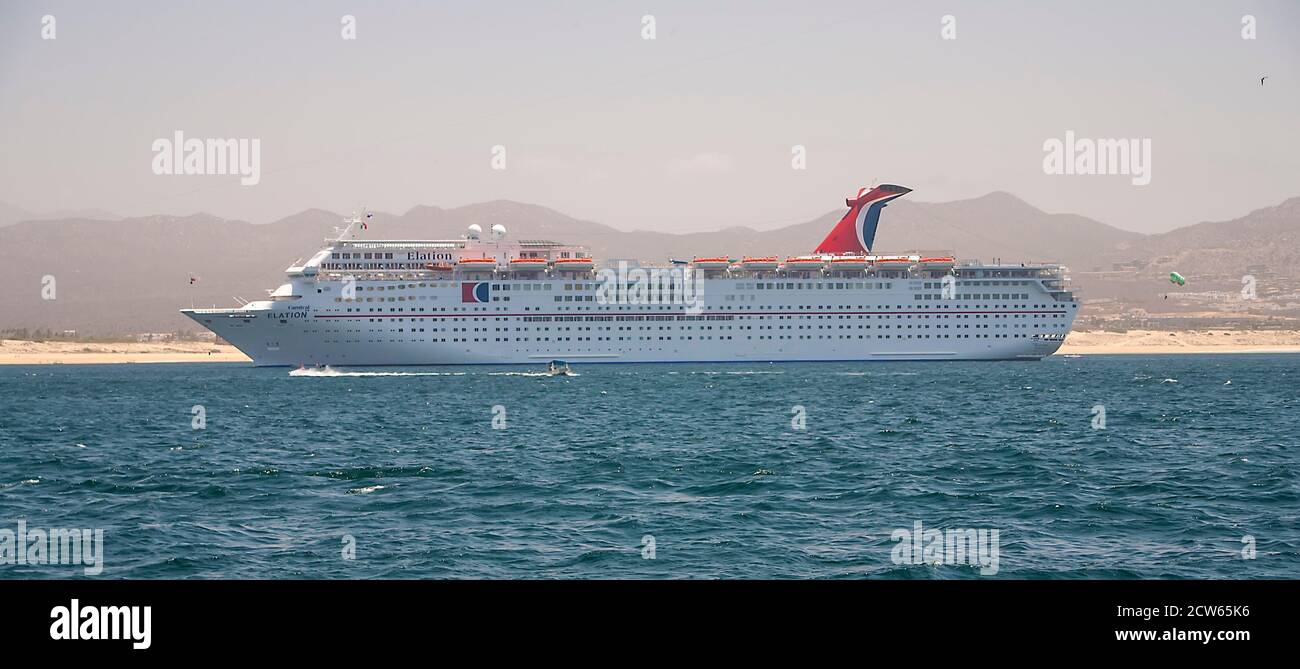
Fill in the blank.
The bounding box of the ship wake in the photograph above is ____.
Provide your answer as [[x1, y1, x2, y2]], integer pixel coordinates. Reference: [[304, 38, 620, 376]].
[[288, 366, 467, 378]]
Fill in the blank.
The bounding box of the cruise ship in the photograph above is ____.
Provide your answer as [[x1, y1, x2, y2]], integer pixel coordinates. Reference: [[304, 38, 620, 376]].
[[182, 185, 1078, 366]]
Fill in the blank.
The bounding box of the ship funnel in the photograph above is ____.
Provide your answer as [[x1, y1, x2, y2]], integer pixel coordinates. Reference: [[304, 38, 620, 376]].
[[813, 184, 912, 255]]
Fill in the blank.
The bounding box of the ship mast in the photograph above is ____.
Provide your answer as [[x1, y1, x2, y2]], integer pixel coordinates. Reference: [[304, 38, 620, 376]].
[[331, 207, 369, 243]]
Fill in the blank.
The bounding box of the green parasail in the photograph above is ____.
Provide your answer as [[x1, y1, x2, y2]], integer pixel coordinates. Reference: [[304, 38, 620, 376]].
[[1169, 272, 1186, 286]]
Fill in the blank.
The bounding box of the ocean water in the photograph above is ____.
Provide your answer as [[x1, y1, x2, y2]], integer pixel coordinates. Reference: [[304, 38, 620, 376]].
[[1, 355, 1297, 579]]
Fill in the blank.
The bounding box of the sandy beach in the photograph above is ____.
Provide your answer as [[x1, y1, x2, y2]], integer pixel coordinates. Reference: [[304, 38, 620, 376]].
[[0, 339, 250, 365], [1057, 330, 1300, 355], [2, 331, 1299, 364]]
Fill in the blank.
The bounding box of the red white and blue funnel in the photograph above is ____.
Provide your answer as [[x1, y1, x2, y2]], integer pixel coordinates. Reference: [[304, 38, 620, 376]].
[[813, 184, 912, 255]]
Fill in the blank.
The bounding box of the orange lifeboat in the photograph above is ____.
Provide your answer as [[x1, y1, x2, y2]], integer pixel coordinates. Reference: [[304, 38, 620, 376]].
[[919, 256, 956, 269], [508, 257, 548, 272], [783, 256, 825, 271], [690, 256, 732, 271], [553, 257, 594, 272], [456, 257, 498, 271], [740, 256, 780, 271], [829, 256, 868, 271]]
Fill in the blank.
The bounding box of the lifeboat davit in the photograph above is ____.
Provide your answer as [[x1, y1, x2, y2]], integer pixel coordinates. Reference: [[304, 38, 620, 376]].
[[553, 257, 594, 272], [783, 256, 826, 271], [690, 256, 732, 271], [740, 256, 780, 271], [829, 256, 868, 271], [508, 257, 548, 272]]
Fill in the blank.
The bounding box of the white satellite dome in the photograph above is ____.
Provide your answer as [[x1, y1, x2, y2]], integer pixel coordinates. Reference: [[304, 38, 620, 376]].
[[466, 224, 483, 240], [491, 224, 507, 240]]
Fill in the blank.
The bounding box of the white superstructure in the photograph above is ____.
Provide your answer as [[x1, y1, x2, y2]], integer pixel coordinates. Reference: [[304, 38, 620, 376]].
[[182, 186, 1078, 366]]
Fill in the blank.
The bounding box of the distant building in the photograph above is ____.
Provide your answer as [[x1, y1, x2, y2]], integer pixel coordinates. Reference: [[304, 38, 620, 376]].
[[1110, 259, 1149, 271]]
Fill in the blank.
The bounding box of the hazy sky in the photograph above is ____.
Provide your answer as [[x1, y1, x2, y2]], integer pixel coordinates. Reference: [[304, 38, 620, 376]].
[[1, 0, 1297, 233]]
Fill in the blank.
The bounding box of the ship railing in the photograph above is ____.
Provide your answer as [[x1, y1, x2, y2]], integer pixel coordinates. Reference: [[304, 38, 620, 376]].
[[872, 249, 955, 259]]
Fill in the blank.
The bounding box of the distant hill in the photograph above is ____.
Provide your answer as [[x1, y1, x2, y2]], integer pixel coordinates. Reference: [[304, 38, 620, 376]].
[[0, 202, 120, 228], [0, 202, 34, 228], [36, 208, 121, 222], [1064, 197, 1300, 324], [0, 193, 1295, 334], [774, 192, 1145, 270], [1114, 197, 1300, 279]]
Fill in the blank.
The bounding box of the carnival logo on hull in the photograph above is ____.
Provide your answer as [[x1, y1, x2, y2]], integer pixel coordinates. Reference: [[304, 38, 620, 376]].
[[461, 281, 490, 303]]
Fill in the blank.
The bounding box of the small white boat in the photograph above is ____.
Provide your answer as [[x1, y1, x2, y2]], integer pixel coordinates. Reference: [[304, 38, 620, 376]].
[[546, 360, 575, 376]]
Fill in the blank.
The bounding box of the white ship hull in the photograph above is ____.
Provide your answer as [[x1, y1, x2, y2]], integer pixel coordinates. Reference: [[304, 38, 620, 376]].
[[180, 185, 1077, 366], [183, 278, 1076, 366]]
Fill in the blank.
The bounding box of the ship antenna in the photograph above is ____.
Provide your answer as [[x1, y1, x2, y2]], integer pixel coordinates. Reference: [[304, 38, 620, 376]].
[[335, 205, 369, 242]]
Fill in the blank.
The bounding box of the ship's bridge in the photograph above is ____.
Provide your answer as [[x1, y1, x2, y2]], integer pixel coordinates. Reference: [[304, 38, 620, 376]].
[[956, 261, 1076, 302], [311, 234, 587, 280]]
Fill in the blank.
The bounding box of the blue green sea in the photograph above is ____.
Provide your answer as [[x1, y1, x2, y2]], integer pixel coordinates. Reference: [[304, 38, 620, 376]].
[[1, 355, 1297, 578]]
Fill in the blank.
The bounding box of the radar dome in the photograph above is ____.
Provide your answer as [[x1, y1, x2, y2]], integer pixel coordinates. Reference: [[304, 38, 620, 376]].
[[466, 224, 483, 240], [491, 224, 507, 240]]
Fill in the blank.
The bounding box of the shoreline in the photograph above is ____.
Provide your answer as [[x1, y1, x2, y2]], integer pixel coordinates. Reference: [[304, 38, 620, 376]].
[[0, 340, 250, 365], [1057, 346, 1300, 355], [1055, 329, 1300, 356], [2, 330, 1300, 364]]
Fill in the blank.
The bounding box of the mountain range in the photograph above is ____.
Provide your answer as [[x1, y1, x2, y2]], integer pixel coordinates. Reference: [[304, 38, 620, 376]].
[[0, 203, 120, 228], [2, 193, 1296, 334]]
